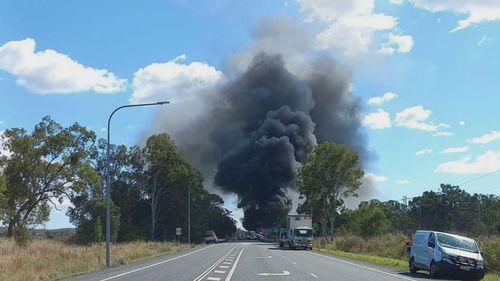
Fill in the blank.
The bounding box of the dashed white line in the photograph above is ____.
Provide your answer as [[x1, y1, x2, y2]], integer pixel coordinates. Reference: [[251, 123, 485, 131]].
[[193, 244, 238, 281], [310, 273, 319, 278], [207, 278, 221, 281], [224, 245, 249, 281], [223, 262, 232, 264], [214, 270, 226, 274], [219, 266, 229, 269]]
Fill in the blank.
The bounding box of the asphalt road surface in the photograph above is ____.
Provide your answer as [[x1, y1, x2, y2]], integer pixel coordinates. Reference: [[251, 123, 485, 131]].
[[69, 242, 466, 281]]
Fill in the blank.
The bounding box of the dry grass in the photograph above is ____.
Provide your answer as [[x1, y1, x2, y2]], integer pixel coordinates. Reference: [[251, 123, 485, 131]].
[[0, 239, 188, 281]]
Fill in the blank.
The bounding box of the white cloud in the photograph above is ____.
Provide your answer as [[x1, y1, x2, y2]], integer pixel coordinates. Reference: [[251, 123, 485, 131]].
[[438, 123, 451, 128], [364, 172, 388, 182], [410, 1, 500, 32], [396, 179, 411, 185], [367, 92, 398, 105], [379, 33, 414, 55], [441, 146, 470, 154], [390, 0, 404, 5], [435, 150, 500, 174], [459, 121, 466, 126], [477, 36, 492, 46], [416, 148, 432, 156], [468, 130, 500, 144], [131, 55, 223, 104], [362, 109, 391, 129], [0, 38, 126, 94], [126, 125, 134, 130], [395, 105, 438, 131], [433, 131, 455, 137], [298, 0, 407, 57]]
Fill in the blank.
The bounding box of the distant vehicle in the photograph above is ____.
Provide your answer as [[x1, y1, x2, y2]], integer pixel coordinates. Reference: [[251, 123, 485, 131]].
[[409, 230, 485, 280], [204, 230, 218, 244], [279, 215, 313, 250]]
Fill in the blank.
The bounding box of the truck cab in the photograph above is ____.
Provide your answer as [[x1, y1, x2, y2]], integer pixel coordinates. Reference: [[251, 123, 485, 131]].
[[290, 226, 313, 250], [279, 215, 313, 250]]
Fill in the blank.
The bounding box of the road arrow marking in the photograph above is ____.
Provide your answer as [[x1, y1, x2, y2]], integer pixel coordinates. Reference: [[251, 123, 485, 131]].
[[258, 271, 290, 276]]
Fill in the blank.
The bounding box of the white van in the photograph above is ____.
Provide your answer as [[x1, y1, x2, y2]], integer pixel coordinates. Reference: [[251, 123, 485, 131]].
[[409, 230, 485, 280]]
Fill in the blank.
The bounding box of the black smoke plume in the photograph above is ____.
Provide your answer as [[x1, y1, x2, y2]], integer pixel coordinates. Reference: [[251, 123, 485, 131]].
[[149, 19, 369, 230]]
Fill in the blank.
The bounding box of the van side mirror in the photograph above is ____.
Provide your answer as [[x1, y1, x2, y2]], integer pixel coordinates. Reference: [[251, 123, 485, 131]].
[[428, 241, 435, 248]]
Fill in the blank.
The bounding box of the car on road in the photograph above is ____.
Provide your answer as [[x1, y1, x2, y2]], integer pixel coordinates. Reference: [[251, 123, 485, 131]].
[[204, 230, 218, 244], [409, 230, 485, 280]]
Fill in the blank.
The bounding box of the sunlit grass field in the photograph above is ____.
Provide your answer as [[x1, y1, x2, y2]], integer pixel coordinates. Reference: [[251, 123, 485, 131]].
[[0, 238, 188, 281]]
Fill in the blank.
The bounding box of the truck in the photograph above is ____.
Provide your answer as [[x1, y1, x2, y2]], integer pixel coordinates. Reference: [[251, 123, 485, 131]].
[[279, 215, 313, 250]]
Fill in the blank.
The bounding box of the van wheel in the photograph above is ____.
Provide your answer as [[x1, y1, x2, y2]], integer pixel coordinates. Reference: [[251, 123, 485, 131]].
[[429, 261, 439, 278], [409, 258, 417, 274]]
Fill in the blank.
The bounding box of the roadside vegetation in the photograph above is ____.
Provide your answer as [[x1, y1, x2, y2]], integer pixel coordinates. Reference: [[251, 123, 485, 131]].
[[0, 117, 236, 246], [314, 234, 500, 280], [0, 238, 187, 281]]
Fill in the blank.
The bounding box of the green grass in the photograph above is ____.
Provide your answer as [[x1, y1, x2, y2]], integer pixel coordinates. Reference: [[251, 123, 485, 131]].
[[315, 247, 500, 281]]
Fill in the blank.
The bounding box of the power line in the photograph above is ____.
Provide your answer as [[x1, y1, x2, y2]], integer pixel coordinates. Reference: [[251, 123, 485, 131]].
[[456, 170, 500, 186]]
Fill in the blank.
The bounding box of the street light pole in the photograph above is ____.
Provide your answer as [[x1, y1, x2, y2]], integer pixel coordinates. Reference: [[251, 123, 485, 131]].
[[188, 183, 191, 246], [106, 101, 169, 268]]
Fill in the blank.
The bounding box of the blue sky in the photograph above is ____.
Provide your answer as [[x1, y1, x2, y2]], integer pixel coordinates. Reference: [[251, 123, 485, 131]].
[[1, 0, 499, 229]]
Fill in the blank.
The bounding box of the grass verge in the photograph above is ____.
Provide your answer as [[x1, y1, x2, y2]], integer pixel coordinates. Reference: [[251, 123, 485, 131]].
[[0, 238, 190, 281], [315, 247, 500, 281]]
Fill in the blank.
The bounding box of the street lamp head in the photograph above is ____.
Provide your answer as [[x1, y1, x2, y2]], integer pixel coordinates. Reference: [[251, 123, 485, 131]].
[[156, 101, 170, 105]]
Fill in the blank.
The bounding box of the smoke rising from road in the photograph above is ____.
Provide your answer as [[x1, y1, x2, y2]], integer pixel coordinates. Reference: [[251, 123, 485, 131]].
[[146, 18, 370, 229]]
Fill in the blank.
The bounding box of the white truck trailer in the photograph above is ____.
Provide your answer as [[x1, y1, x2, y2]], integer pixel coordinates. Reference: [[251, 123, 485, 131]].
[[279, 215, 313, 250]]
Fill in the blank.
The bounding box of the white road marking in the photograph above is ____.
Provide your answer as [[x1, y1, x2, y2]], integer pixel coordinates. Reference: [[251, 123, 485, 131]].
[[256, 256, 272, 259], [305, 252, 418, 281], [214, 270, 226, 274], [258, 271, 290, 276], [98, 244, 216, 281], [219, 266, 229, 268], [223, 262, 232, 264], [193, 244, 239, 281], [310, 273, 319, 278], [224, 245, 249, 281], [207, 278, 221, 281]]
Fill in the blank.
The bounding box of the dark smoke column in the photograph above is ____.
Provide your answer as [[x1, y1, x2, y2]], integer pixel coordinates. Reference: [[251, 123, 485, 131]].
[[213, 54, 316, 230]]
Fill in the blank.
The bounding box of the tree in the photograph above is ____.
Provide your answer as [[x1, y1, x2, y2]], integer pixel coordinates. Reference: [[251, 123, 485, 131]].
[[0, 116, 97, 238], [129, 134, 194, 241], [68, 139, 124, 244], [297, 142, 363, 241]]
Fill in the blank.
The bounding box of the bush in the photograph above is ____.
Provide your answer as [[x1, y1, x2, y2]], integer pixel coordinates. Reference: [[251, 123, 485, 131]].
[[13, 225, 32, 247], [478, 237, 500, 273]]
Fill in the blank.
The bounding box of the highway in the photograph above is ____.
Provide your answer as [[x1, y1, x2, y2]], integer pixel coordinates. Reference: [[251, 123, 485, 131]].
[[70, 242, 461, 281]]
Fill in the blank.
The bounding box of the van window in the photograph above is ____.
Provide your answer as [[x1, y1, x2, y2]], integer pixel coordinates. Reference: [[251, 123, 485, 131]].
[[436, 233, 478, 253], [428, 233, 436, 245]]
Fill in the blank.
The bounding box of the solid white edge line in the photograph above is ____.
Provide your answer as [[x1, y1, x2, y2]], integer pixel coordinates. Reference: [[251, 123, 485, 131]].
[[98, 244, 216, 281], [224, 245, 248, 281], [193, 244, 239, 281], [305, 251, 417, 281], [310, 273, 319, 278]]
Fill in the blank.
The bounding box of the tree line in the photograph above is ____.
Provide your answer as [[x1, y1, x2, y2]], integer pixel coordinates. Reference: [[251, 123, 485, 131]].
[[296, 142, 500, 239], [0, 116, 236, 245]]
